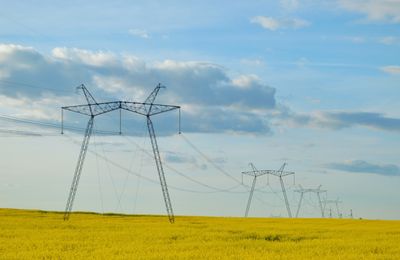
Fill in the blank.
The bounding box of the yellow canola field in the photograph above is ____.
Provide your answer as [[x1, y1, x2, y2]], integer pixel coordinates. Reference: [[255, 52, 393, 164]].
[[0, 208, 399, 259]]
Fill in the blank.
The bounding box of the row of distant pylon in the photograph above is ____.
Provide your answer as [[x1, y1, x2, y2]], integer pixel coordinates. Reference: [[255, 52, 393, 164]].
[[242, 163, 352, 219], [62, 83, 350, 224]]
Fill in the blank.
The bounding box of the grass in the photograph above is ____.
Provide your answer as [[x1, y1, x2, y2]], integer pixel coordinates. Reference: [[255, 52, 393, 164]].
[[0, 208, 399, 259]]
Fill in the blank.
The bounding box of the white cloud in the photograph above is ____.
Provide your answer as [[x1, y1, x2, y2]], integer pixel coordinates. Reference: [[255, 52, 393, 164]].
[[278, 109, 400, 132], [2, 44, 398, 135], [52, 47, 117, 67], [338, 0, 400, 23], [0, 94, 72, 121], [240, 58, 265, 67], [232, 75, 260, 89], [344, 36, 366, 43], [251, 16, 310, 31], [379, 36, 400, 45], [380, 65, 400, 75], [251, 16, 280, 31], [128, 28, 150, 39], [327, 160, 400, 176], [0, 44, 277, 135]]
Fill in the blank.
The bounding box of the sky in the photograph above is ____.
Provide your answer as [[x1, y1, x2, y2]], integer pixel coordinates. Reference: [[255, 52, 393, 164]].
[[0, 0, 399, 220]]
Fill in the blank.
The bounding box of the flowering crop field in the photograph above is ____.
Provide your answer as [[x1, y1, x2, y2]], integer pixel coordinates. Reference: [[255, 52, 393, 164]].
[[0, 208, 399, 259]]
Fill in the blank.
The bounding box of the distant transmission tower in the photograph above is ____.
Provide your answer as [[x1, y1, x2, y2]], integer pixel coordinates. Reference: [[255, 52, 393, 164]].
[[241, 163, 270, 217], [294, 185, 326, 218], [61, 84, 122, 220], [267, 163, 295, 218], [324, 198, 342, 218], [120, 83, 180, 223]]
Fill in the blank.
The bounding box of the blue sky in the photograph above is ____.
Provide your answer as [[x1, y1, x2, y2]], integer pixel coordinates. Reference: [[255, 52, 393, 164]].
[[0, 0, 399, 219]]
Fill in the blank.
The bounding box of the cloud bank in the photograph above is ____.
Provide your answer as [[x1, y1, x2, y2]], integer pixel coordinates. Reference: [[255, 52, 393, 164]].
[[1, 44, 399, 135], [327, 160, 400, 177], [278, 109, 400, 132], [0, 44, 276, 134]]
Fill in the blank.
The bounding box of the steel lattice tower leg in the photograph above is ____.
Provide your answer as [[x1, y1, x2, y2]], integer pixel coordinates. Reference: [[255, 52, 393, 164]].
[[335, 202, 340, 218], [64, 116, 94, 220], [317, 193, 325, 218], [245, 176, 257, 217], [146, 116, 174, 223], [279, 176, 292, 218], [295, 192, 304, 218]]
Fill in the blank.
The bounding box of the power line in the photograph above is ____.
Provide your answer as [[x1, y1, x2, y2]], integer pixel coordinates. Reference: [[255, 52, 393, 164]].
[[0, 79, 73, 95], [0, 113, 251, 194], [180, 133, 243, 185], [0, 114, 119, 135]]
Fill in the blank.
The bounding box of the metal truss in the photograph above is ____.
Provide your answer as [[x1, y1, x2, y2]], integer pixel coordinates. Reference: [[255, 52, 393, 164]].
[[294, 185, 327, 218], [62, 84, 121, 220], [241, 163, 270, 217], [324, 198, 342, 218], [267, 163, 295, 218], [122, 83, 180, 223]]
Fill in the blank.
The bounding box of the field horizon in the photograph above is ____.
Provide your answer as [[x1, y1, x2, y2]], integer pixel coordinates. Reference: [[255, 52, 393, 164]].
[[1, 208, 399, 259]]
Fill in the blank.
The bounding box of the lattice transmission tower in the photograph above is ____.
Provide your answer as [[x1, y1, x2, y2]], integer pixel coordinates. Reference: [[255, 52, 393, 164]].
[[324, 198, 342, 218], [61, 84, 122, 220], [120, 83, 180, 223], [267, 163, 295, 218], [241, 163, 270, 217], [294, 185, 326, 218]]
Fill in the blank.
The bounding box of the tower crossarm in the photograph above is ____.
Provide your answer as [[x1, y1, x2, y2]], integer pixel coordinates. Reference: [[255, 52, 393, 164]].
[[241, 169, 274, 177], [268, 170, 295, 177], [62, 101, 122, 117], [121, 102, 180, 117]]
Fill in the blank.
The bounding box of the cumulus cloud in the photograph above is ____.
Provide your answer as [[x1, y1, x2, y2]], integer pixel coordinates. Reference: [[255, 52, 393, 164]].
[[379, 36, 400, 45], [250, 16, 310, 31], [52, 47, 118, 67], [327, 160, 400, 176], [128, 29, 150, 39], [380, 65, 400, 75], [0, 44, 276, 135], [338, 0, 400, 23]]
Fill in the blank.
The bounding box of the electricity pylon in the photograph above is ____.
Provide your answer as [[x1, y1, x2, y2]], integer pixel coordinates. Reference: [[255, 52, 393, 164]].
[[324, 198, 342, 218], [241, 163, 270, 217], [267, 163, 295, 218], [316, 187, 327, 218], [61, 84, 122, 220], [294, 185, 326, 218], [120, 83, 180, 223]]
